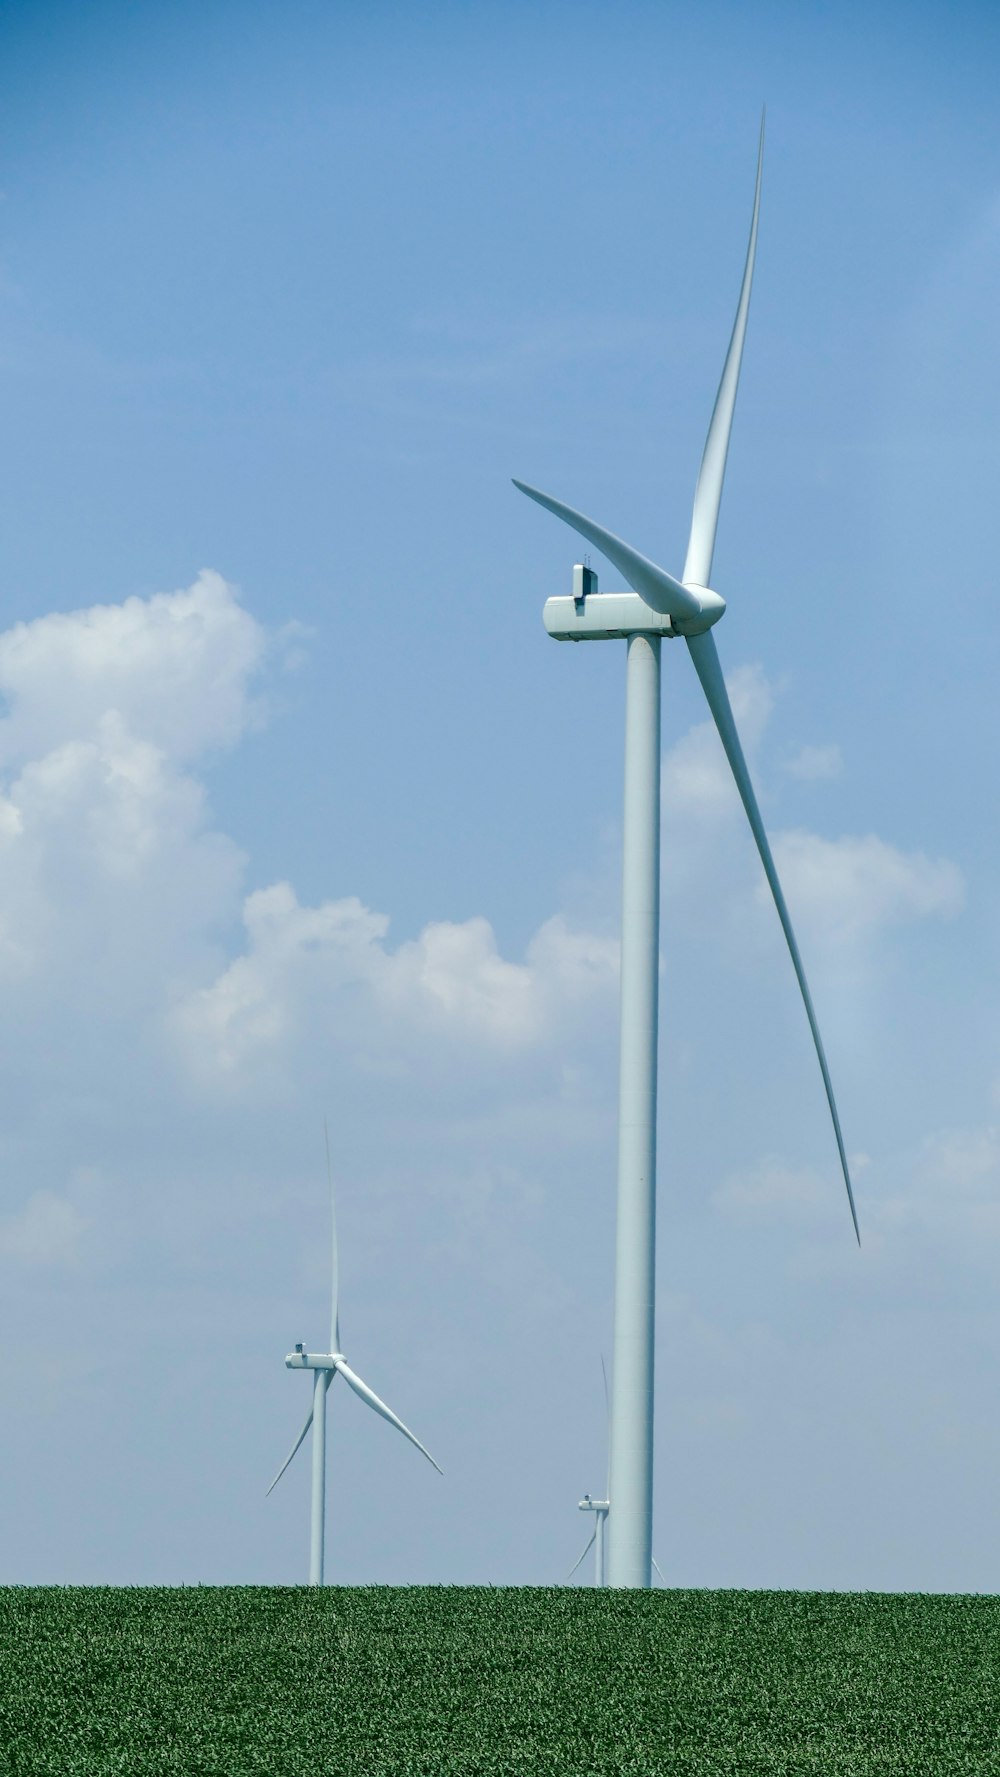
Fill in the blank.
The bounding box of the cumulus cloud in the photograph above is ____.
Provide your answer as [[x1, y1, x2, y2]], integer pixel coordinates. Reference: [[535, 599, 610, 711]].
[[771, 830, 964, 949], [172, 886, 618, 1083], [0, 573, 257, 1003], [0, 569, 264, 765], [661, 659, 963, 959]]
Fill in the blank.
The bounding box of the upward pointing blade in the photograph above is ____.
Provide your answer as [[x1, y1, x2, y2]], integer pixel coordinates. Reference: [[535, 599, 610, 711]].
[[335, 1359, 443, 1475], [512, 481, 703, 622], [266, 1371, 334, 1496], [600, 1354, 611, 1496], [324, 1119, 340, 1352], [685, 626, 860, 1244], [682, 114, 764, 590]]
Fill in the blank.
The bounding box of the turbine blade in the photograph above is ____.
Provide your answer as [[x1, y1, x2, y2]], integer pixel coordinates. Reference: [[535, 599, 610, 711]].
[[565, 1529, 597, 1583], [652, 1556, 666, 1586], [682, 114, 764, 589], [685, 626, 860, 1244], [512, 480, 702, 622], [266, 1374, 334, 1497], [335, 1360, 443, 1475], [324, 1119, 340, 1351], [600, 1353, 611, 1496]]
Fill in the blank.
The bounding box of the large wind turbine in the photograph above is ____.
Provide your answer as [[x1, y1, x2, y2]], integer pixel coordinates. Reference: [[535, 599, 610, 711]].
[[514, 121, 859, 1591], [268, 1130, 442, 1584]]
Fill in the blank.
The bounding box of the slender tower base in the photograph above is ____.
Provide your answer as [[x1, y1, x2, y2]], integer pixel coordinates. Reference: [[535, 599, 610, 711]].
[[309, 1370, 327, 1585], [606, 633, 661, 1589]]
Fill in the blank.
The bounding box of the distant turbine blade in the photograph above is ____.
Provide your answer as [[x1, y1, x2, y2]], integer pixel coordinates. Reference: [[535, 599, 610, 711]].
[[335, 1360, 443, 1475], [682, 114, 764, 590], [600, 1353, 611, 1496], [565, 1529, 597, 1582], [266, 1373, 334, 1496], [512, 480, 703, 622], [685, 626, 860, 1244], [652, 1556, 666, 1586], [324, 1119, 340, 1352]]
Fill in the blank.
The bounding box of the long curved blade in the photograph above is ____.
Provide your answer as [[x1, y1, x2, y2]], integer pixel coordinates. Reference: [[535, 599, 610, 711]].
[[335, 1360, 443, 1475], [565, 1529, 597, 1582], [324, 1119, 340, 1352], [512, 480, 702, 622], [266, 1373, 334, 1496], [685, 627, 860, 1243], [682, 114, 764, 589]]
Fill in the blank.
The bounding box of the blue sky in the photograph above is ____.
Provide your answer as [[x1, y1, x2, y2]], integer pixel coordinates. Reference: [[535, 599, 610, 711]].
[[1, 0, 1000, 1588]]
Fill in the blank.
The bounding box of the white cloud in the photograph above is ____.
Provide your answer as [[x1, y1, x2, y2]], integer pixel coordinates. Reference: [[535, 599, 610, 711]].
[[0, 575, 257, 997], [783, 743, 842, 781], [0, 569, 264, 766], [172, 887, 619, 1083], [771, 830, 964, 948], [660, 662, 963, 963], [663, 663, 772, 820], [713, 1158, 829, 1223], [0, 1190, 87, 1267]]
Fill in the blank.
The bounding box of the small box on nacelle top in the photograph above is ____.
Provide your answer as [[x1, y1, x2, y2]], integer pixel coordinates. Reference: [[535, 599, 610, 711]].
[[573, 563, 598, 605]]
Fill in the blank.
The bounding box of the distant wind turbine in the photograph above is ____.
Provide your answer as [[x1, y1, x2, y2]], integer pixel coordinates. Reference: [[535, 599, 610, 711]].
[[565, 1357, 611, 1587], [515, 117, 859, 1591], [564, 1359, 665, 1588], [267, 1127, 442, 1585]]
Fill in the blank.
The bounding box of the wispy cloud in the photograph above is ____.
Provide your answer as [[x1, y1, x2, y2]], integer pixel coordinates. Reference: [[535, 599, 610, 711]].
[[783, 743, 842, 781]]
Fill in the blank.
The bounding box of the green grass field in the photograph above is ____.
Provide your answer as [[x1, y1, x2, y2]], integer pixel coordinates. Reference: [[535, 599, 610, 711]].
[[1, 1586, 997, 1775]]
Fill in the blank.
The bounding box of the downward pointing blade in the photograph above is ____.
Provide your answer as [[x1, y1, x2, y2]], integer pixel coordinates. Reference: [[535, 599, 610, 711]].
[[565, 1529, 597, 1583], [266, 1371, 334, 1496], [335, 1360, 443, 1475], [685, 626, 860, 1244], [512, 480, 702, 622], [682, 114, 764, 590]]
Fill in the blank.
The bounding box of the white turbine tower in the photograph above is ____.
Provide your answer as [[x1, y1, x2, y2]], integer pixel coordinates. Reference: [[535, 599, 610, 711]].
[[268, 1129, 442, 1585], [565, 1359, 664, 1589], [515, 121, 859, 1591]]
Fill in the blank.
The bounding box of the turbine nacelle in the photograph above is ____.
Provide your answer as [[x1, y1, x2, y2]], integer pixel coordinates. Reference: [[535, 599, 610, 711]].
[[513, 479, 727, 638], [285, 1348, 344, 1370]]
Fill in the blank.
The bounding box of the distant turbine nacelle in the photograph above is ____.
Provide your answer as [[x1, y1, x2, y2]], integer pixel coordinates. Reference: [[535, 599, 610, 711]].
[[285, 1348, 344, 1369]]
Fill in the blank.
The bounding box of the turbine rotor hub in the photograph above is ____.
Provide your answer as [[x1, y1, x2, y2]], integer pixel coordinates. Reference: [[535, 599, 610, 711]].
[[673, 585, 727, 636]]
